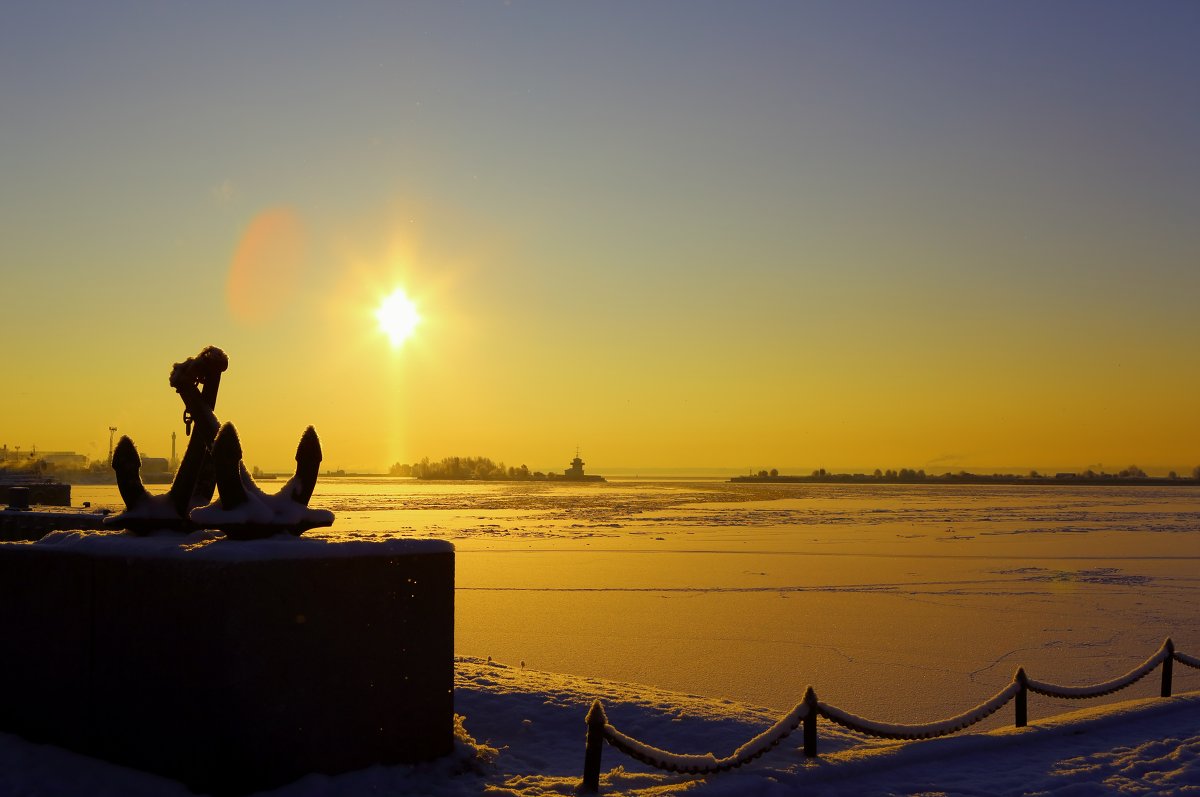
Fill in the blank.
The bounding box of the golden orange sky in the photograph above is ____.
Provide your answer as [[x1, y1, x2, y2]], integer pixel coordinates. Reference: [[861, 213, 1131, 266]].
[[2, 4, 1198, 474]]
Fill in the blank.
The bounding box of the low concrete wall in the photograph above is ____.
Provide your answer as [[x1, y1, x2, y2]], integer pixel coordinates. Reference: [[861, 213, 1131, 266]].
[[0, 507, 108, 541], [0, 534, 454, 795], [2, 481, 72, 507]]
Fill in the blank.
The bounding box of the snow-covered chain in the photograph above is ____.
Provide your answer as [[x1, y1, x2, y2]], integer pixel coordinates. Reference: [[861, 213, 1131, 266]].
[[1025, 641, 1170, 699], [583, 638, 1196, 788], [602, 702, 810, 774], [817, 682, 1020, 740]]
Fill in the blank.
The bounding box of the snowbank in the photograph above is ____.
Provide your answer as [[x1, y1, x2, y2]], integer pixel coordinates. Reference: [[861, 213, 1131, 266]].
[[0, 657, 1196, 795]]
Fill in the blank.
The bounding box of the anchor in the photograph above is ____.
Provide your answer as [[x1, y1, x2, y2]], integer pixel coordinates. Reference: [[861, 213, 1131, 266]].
[[105, 346, 333, 538]]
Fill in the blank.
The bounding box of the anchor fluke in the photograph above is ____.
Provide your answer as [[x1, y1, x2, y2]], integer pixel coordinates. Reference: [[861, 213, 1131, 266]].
[[211, 422, 250, 510], [291, 426, 322, 506], [111, 436, 150, 512], [105, 434, 192, 535]]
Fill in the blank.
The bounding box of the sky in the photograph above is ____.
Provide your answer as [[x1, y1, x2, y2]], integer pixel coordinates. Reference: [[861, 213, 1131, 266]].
[[1, 1, 1198, 474]]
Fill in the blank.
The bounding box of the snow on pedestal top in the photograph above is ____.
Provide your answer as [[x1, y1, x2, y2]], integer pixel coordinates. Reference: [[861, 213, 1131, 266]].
[[25, 529, 452, 560]]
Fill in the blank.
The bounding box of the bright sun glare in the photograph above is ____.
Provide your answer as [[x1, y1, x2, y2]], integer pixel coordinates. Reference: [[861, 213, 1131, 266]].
[[376, 288, 420, 347]]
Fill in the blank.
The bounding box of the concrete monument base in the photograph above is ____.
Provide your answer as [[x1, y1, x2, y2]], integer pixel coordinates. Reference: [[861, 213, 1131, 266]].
[[0, 533, 454, 795]]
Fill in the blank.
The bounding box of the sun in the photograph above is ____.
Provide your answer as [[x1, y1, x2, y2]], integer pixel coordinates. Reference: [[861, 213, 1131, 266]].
[[376, 287, 421, 347]]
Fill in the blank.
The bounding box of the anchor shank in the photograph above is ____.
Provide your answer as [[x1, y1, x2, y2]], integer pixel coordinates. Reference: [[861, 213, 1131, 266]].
[[167, 380, 221, 517], [166, 346, 227, 516]]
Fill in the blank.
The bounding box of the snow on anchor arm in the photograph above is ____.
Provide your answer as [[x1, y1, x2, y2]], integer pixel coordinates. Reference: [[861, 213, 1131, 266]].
[[817, 682, 1021, 740], [1025, 642, 1170, 699]]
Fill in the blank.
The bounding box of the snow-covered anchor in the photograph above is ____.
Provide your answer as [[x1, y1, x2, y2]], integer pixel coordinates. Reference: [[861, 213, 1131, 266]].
[[104, 345, 333, 538]]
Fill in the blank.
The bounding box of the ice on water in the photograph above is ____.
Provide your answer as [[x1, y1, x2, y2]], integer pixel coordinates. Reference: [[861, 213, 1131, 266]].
[[70, 479, 1200, 719]]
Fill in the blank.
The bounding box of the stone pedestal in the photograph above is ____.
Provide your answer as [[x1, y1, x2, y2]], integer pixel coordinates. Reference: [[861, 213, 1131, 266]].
[[0, 534, 454, 795]]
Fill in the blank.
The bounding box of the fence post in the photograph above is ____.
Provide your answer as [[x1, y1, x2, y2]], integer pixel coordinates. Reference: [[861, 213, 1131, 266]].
[[1014, 667, 1028, 728], [802, 686, 818, 758], [581, 699, 607, 792], [1162, 638, 1175, 698]]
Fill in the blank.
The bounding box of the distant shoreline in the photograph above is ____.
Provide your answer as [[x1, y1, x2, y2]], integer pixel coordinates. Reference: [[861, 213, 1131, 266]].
[[731, 474, 1200, 487], [11, 470, 1198, 488]]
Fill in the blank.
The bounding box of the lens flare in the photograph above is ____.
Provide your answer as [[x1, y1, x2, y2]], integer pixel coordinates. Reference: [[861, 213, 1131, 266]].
[[226, 207, 304, 324]]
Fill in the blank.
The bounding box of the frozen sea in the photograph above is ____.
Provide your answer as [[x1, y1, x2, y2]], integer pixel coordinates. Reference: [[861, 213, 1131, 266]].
[[74, 478, 1200, 725]]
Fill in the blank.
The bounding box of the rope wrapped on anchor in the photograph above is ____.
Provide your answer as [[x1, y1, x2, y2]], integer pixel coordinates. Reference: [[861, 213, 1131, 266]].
[[601, 701, 810, 774], [816, 682, 1020, 740], [1025, 642, 1170, 699], [1175, 650, 1200, 670]]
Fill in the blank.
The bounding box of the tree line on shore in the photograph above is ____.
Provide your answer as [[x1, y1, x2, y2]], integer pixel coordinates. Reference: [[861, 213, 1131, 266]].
[[734, 465, 1200, 484], [389, 456, 546, 481]]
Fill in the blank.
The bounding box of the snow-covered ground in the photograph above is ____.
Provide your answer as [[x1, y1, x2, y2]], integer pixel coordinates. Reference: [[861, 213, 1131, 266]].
[[1, 656, 1197, 796]]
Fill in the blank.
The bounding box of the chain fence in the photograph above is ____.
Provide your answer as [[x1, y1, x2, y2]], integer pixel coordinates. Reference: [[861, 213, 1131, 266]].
[[580, 637, 1195, 791]]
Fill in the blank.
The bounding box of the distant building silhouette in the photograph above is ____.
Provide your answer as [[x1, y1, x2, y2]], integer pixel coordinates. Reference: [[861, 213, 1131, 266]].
[[559, 450, 604, 482], [0, 446, 86, 469]]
